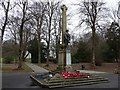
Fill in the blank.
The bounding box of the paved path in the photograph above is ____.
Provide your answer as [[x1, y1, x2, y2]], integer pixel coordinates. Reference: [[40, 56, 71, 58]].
[[25, 62, 49, 73], [77, 70, 107, 74], [25, 62, 108, 74]]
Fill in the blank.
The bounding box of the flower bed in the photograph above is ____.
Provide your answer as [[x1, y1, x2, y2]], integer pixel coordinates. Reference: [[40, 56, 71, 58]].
[[58, 71, 89, 79]]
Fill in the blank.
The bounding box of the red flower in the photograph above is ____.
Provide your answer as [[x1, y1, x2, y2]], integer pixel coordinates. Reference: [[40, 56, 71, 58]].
[[58, 71, 86, 79]]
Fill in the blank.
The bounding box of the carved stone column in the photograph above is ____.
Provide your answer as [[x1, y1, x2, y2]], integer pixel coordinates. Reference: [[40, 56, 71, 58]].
[[58, 5, 67, 71]]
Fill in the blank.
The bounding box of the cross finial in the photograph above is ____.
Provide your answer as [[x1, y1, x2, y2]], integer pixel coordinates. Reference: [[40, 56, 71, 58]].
[[61, 4, 67, 11]]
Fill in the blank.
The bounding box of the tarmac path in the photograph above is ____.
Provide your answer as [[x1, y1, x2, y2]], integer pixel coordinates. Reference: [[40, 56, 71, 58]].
[[1, 62, 119, 89], [25, 62, 49, 73]]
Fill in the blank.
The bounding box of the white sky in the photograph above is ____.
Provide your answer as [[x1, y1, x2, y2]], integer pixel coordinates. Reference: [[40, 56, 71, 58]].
[[1, 0, 119, 40], [61, 0, 119, 36]]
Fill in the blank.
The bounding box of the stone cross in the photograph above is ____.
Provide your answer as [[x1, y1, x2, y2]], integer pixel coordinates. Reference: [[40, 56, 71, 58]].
[[57, 5, 67, 70], [58, 5, 72, 71], [61, 5, 67, 46]]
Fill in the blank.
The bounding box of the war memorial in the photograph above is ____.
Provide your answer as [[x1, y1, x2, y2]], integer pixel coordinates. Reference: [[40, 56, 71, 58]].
[[30, 5, 109, 88]]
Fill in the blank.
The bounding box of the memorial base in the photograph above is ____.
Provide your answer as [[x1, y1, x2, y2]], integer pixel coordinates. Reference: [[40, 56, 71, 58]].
[[58, 49, 66, 71], [30, 71, 109, 88], [65, 65, 73, 71]]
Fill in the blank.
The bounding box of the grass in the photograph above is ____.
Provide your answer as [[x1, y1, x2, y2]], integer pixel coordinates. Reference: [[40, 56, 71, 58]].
[[37, 63, 118, 74], [2, 61, 118, 73], [73, 63, 118, 73], [94, 63, 118, 73], [36, 63, 58, 71], [2, 62, 33, 72]]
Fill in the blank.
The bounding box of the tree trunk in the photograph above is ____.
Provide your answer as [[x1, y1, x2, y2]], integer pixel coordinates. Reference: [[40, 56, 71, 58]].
[[38, 37, 41, 63], [36, 10, 44, 63], [18, 2, 26, 68], [46, 40, 50, 66], [46, 14, 52, 66], [91, 25, 96, 69], [18, 29, 23, 68], [56, 36, 59, 63], [0, 41, 2, 64], [1, 1, 10, 42]]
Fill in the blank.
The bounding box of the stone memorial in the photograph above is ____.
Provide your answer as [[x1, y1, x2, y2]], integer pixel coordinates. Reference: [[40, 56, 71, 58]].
[[58, 5, 72, 71], [30, 5, 109, 88]]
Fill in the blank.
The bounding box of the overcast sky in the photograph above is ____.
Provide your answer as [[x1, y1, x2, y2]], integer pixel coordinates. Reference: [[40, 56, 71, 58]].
[[1, 0, 119, 40], [61, 0, 119, 36]]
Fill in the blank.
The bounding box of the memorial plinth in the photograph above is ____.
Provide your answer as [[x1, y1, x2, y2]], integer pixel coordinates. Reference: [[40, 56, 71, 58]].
[[58, 49, 65, 70], [65, 45, 72, 71], [30, 72, 109, 88]]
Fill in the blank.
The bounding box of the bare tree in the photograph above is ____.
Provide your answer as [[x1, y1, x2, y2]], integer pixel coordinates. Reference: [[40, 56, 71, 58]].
[[110, 9, 119, 22], [45, 2, 54, 66], [17, 1, 29, 68], [9, 15, 33, 61], [28, 2, 46, 63], [54, 8, 62, 62], [0, 0, 10, 63], [77, 0, 108, 67], [0, 0, 10, 42], [43, 1, 61, 66], [118, 1, 120, 20], [7, 16, 20, 44], [0, 0, 17, 63]]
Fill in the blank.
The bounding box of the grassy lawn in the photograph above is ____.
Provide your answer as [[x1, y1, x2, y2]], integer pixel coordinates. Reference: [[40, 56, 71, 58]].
[[2, 62, 33, 72], [72, 63, 118, 73], [94, 63, 118, 73], [37, 63, 118, 73], [36, 63, 58, 71], [3, 62, 117, 73]]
